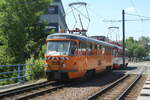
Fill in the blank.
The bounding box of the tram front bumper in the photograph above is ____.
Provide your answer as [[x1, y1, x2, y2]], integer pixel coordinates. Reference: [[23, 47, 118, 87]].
[[46, 70, 77, 81]]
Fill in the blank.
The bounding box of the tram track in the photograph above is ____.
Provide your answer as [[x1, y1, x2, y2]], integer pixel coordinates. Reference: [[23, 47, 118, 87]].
[[0, 68, 145, 100], [86, 74, 142, 100], [0, 81, 66, 100], [34, 72, 125, 100], [15, 83, 66, 100], [116, 75, 141, 100]]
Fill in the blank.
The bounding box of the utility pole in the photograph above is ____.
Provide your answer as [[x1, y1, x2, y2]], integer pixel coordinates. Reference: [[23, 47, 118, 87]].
[[122, 10, 125, 67]]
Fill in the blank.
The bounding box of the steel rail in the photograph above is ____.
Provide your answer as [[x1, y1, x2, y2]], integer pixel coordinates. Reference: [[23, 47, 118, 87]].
[[15, 84, 66, 100], [87, 74, 129, 100], [116, 75, 142, 100], [0, 81, 55, 98], [14, 79, 92, 100], [116, 67, 145, 100]]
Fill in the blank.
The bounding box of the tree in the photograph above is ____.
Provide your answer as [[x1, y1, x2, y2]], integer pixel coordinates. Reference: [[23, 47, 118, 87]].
[[133, 46, 146, 59], [138, 36, 150, 56], [0, 0, 52, 64], [126, 36, 150, 61], [126, 37, 138, 57]]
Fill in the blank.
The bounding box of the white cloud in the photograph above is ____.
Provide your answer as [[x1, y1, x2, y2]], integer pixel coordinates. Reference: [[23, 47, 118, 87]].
[[125, 7, 136, 13]]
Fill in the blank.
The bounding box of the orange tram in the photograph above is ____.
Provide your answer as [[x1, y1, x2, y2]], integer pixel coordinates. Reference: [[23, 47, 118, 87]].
[[44, 33, 128, 81]]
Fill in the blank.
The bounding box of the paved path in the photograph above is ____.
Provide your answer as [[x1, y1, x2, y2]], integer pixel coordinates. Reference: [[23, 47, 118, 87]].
[[129, 61, 150, 100], [137, 76, 150, 100]]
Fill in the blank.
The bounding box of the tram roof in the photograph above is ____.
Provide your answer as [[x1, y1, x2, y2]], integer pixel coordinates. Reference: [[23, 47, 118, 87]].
[[47, 33, 122, 48]]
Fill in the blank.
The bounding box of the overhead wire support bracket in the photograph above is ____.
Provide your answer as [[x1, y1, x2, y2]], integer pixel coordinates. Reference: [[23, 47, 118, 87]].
[[68, 2, 90, 36]]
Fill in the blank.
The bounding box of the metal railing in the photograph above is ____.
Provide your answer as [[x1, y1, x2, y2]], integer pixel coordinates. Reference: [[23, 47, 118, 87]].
[[0, 64, 31, 83]]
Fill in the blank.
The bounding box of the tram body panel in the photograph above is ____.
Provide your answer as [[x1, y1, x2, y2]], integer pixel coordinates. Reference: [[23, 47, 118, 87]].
[[45, 56, 87, 79]]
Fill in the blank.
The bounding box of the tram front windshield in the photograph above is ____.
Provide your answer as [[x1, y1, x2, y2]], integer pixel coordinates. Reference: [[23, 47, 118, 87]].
[[46, 40, 77, 56]]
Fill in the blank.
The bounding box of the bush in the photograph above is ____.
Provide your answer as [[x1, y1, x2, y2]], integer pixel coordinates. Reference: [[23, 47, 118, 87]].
[[26, 57, 45, 80]]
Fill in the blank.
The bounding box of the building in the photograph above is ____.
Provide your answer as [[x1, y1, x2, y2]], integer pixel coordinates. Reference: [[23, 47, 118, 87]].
[[40, 0, 68, 33]]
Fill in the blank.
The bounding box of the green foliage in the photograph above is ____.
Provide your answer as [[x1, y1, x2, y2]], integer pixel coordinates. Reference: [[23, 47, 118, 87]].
[[0, 0, 52, 85], [133, 46, 146, 58], [126, 37, 138, 57], [0, 79, 16, 85], [126, 36, 150, 59], [25, 57, 45, 80], [37, 44, 46, 58], [138, 36, 150, 56], [0, 0, 52, 64]]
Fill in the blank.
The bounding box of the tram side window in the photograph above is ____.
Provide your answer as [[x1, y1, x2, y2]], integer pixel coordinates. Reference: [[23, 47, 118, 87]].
[[109, 47, 112, 55], [125, 51, 129, 57], [111, 48, 114, 55], [87, 43, 92, 55], [109, 47, 111, 53], [70, 41, 77, 56], [112, 49, 116, 56], [119, 50, 123, 56], [105, 46, 109, 55], [91, 44, 97, 55], [102, 46, 105, 55], [107, 47, 109, 55], [98, 45, 102, 50], [97, 45, 102, 55], [92, 44, 95, 50], [79, 42, 87, 55]]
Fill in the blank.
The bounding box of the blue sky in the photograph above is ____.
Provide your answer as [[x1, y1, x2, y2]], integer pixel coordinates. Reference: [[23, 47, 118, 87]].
[[62, 0, 150, 40]]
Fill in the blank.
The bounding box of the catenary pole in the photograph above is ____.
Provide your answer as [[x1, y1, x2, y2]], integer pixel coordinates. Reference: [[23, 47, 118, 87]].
[[122, 10, 125, 67]]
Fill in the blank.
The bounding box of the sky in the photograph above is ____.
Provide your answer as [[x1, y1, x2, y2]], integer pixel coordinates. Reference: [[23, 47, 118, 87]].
[[62, 0, 150, 41]]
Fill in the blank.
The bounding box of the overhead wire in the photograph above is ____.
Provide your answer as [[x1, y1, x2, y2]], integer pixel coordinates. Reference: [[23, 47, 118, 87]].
[[86, 5, 114, 37], [129, 0, 140, 15], [129, 0, 144, 39], [125, 13, 150, 19], [103, 18, 150, 22], [87, 5, 107, 21]]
